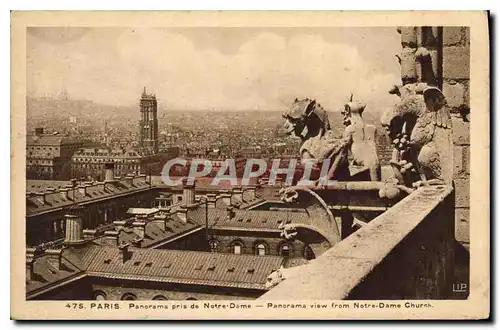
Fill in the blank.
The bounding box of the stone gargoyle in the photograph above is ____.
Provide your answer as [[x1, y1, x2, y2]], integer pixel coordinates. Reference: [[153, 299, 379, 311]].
[[381, 83, 453, 188], [282, 98, 351, 182], [381, 46, 453, 188]]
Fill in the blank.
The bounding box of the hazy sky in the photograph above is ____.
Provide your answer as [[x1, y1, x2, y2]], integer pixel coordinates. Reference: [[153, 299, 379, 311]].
[[27, 27, 402, 112]]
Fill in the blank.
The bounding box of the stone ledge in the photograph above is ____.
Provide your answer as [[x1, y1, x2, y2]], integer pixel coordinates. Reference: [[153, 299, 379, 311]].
[[259, 186, 454, 300]]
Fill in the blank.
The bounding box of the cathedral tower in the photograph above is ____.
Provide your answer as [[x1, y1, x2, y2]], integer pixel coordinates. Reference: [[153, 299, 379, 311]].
[[138, 87, 159, 154]]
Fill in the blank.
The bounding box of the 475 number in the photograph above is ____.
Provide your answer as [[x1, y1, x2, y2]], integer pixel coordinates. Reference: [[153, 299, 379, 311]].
[[65, 303, 85, 309]]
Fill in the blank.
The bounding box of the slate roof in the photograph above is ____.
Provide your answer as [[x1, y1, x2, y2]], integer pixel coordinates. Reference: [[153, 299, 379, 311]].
[[26, 249, 87, 295], [92, 216, 201, 248], [26, 244, 285, 297], [26, 176, 151, 217], [86, 247, 284, 290], [187, 207, 311, 232], [26, 180, 71, 193]]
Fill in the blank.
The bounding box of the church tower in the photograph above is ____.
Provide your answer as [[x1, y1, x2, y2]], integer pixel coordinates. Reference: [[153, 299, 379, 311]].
[[138, 87, 159, 154]]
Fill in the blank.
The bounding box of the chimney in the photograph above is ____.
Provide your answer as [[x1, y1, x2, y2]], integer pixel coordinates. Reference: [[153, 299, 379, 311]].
[[26, 247, 37, 281], [182, 177, 196, 208], [132, 218, 146, 239], [34, 192, 46, 206], [245, 186, 256, 200], [220, 190, 231, 206], [35, 127, 44, 136], [103, 230, 119, 246], [124, 174, 134, 186], [227, 205, 235, 219], [104, 162, 115, 182], [83, 229, 98, 241], [113, 220, 128, 232], [206, 193, 217, 208], [77, 184, 88, 196], [138, 174, 147, 183], [118, 243, 131, 263], [45, 249, 63, 270], [232, 185, 243, 202], [152, 210, 170, 231], [59, 188, 70, 200], [64, 206, 85, 246], [177, 205, 188, 223]]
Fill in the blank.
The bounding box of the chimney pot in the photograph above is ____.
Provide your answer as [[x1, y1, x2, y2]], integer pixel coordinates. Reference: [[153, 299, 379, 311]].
[[64, 206, 85, 245], [113, 220, 128, 232], [132, 220, 146, 239], [83, 229, 98, 241], [227, 206, 235, 219], [177, 206, 188, 223], [34, 192, 46, 205], [45, 249, 63, 270], [206, 193, 217, 208], [245, 186, 257, 200], [104, 162, 115, 182], [103, 230, 119, 246], [118, 242, 131, 263], [182, 177, 196, 208], [77, 184, 87, 196], [152, 209, 169, 231], [59, 188, 70, 200], [26, 247, 38, 281], [220, 191, 232, 206]]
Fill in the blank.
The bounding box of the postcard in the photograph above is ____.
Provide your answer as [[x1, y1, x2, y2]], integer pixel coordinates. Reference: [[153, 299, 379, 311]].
[[11, 11, 489, 320]]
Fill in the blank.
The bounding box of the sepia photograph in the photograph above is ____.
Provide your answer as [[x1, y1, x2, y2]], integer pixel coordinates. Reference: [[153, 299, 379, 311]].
[[10, 11, 489, 320]]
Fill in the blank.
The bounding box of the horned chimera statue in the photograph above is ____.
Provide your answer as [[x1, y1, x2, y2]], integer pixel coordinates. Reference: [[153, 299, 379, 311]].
[[281, 96, 381, 183], [341, 98, 381, 181], [381, 47, 454, 188]]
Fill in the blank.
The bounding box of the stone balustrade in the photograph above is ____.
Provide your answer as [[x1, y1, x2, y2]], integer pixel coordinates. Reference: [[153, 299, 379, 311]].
[[260, 185, 455, 300]]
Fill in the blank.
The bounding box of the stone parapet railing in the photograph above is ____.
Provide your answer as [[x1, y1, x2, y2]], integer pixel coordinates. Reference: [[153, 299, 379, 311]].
[[260, 185, 455, 300]]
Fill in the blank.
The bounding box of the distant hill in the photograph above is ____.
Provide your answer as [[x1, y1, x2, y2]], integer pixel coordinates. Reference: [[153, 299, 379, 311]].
[[27, 97, 138, 121]]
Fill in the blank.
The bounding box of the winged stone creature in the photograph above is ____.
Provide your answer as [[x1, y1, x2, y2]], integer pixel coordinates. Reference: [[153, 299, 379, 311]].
[[381, 83, 453, 188]]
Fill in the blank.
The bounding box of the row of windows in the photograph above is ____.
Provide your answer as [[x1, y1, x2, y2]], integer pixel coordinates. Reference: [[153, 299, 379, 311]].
[[28, 146, 59, 151], [93, 291, 197, 301], [74, 158, 140, 163], [28, 159, 53, 165], [209, 239, 295, 257]]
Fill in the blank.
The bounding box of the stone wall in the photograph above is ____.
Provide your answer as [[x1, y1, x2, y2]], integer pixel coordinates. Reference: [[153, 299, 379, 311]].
[[260, 186, 457, 300], [90, 279, 262, 300], [398, 26, 470, 248]]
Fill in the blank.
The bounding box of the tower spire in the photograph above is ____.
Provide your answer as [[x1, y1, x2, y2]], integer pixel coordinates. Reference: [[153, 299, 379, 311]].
[[142, 86, 147, 96]]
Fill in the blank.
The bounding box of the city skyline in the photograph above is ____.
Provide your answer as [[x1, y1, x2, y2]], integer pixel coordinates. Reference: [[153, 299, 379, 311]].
[[27, 27, 402, 113]]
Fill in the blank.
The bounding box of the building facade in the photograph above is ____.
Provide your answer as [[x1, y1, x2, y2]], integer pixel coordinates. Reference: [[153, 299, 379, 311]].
[[26, 128, 83, 180], [71, 146, 179, 180]]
